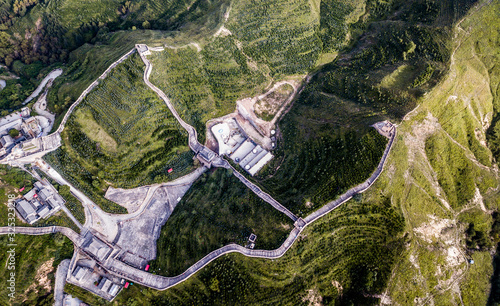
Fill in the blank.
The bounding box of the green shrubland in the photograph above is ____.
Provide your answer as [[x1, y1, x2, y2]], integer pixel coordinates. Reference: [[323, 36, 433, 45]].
[[425, 133, 477, 209], [226, 0, 322, 76], [258, 128, 387, 216], [151, 168, 293, 276], [0, 233, 74, 305], [148, 36, 269, 142], [45, 54, 195, 213]]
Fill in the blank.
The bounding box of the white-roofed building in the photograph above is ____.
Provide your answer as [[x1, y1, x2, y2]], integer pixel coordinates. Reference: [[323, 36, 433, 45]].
[[0, 135, 14, 149], [212, 119, 274, 176]]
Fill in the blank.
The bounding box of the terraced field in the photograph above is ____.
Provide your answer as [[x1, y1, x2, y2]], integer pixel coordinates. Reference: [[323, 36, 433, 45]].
[[45, 54, 195, 213], [226, 0, 322, 76], [148, 37, 269, 142]]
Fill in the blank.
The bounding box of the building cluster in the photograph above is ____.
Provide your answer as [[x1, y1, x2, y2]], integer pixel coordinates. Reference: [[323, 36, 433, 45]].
[[71, 266, 122, 298], [82, 232, 113, 262], [0, 107, 42, 159], [212, 119, 273, 175], [67, 232, 124, 300], [14, 180, 64, 224]]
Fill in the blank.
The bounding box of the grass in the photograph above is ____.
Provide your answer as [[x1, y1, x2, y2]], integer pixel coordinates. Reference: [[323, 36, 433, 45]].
[[379, 64, 419, 89], [151, 168, 294, 276], [75, 109, 118, 152], [70, 196, 405, 305], [45, 54, 195, 213], [148, 35, 269, 143], [226, 0, 322, 76], [425, 132, 478, 209], [0, 233, 74, 305]]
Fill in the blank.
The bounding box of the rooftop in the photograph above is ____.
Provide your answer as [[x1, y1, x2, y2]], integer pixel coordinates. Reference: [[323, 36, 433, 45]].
[[83, 233, 113, 262]]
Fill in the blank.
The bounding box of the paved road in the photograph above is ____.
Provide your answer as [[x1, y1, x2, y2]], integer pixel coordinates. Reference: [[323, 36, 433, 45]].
[[54, 259, 71, 306]]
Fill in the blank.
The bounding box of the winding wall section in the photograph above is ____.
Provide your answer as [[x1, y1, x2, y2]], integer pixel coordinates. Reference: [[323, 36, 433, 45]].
[[0, 125, 396, 291]]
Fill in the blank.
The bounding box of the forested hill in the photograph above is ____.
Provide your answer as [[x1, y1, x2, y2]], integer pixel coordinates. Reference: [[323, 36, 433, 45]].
[[2, 0, 500, 305], [0, 0, 229, 113], [0, 0, 229, 66]]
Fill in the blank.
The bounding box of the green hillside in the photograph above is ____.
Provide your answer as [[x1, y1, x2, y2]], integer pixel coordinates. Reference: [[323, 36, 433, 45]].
[[151, 168, 294, 277], [0, 0, 229, 113], [45, 54, 195, 214], [3, 0, 500, 305], [254, 0, 474, 216]]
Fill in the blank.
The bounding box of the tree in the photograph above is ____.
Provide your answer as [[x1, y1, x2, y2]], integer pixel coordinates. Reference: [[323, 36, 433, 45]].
[[92, 180, 101, 189], [58, 185, 71, 196], [0, 32, 13, 62], [8, 128, 20, 137], [142, 20, 150, 29]]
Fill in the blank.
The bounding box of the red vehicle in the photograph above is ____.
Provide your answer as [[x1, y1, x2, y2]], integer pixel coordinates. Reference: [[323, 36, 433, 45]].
[[19, 186, 25, 192], [124, 282, 129, 288], [168, 168, 173, 173], [145, 264, 150, 271]]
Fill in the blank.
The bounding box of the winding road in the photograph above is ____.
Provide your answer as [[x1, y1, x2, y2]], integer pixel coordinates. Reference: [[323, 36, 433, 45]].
[[0, 122, 396, 291], [23, 69, 63, 104], [0, 42, 397, 296]]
